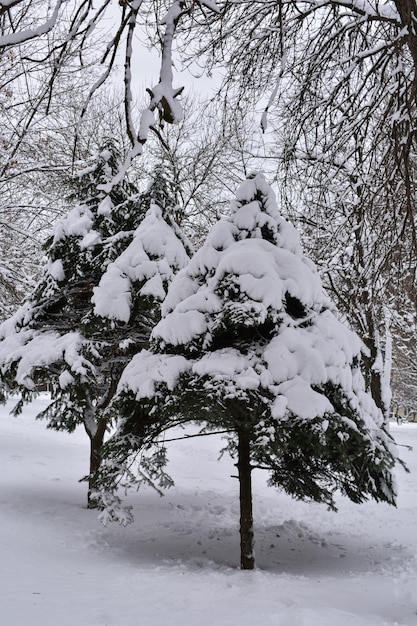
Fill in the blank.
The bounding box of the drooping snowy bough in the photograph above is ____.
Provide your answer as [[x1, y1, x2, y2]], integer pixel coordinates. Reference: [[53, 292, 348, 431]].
[[100, 172, 400, 569]]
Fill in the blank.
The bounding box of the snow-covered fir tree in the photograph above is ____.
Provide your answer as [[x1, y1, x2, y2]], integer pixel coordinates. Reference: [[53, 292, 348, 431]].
[[98, 172, 400, 568], [0, 143, 190, 506]]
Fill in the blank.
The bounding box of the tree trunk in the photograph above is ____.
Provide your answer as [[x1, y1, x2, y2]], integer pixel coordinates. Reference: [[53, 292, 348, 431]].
[[395, 0, 417, 73], [362, 328, 386, 416], [87, 419, 107, 509], [237, 428, 255, 570]]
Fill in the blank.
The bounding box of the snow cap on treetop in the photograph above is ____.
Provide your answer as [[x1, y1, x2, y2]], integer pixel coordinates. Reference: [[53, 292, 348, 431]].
[[92, 203, 191, 323], [156, 172, 330, 350]]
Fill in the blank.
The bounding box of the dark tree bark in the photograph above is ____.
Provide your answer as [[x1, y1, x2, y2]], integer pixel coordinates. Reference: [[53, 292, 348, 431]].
[[86, 418, 108, 509], [395, 0, 417, 72], [237, 427, 255, 570]]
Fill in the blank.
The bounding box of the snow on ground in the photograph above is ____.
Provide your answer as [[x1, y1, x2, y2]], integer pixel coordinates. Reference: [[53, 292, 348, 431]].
[[1, 394, 417, 626]]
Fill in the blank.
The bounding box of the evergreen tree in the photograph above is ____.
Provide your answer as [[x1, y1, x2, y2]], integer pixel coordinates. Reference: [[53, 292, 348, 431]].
[[99, 173, 400, 568], [0, 143, 190, 507]]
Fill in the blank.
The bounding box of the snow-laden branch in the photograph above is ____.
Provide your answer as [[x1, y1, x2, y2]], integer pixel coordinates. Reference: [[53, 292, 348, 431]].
[[0, 328, 94, 389], [261, 53, 287, 132], [124, 0, 142, 146], [289, 0, 399, 22], [147, 1, 186, 127], [100, 0, 219, 193], [0, 0, 65, 47]]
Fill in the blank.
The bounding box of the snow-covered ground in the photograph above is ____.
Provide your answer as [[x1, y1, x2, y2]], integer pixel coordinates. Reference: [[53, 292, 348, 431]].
[[1, 394, 416, 626]]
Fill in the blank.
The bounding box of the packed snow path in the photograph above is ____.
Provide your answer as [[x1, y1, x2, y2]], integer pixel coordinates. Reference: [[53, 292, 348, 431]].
[[1, 395, 416, 625]]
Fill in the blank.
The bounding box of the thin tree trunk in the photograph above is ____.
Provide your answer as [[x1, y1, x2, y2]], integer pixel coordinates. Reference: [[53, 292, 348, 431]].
[[87, 419, 107, 509], [362, 332, 385, 415], [237, 428, 255, 570]]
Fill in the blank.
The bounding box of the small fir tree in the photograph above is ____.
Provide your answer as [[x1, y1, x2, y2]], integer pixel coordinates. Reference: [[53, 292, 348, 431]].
[[0, 144, 190, 507], [98, 173, 400, 568]]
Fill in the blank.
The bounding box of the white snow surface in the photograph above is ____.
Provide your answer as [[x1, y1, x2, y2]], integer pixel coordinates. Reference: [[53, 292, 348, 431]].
[[1, 394, 417, 626], [93, 204, 190, 322]]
